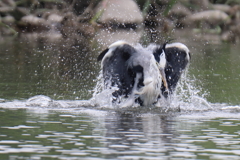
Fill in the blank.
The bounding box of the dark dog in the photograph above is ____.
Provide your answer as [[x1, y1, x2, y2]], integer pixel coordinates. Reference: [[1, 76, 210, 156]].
[[97, 41, 190, 107]]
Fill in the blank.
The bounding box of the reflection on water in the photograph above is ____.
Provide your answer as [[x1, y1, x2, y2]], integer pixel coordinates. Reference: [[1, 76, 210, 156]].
[[0, 108, 240, 160]]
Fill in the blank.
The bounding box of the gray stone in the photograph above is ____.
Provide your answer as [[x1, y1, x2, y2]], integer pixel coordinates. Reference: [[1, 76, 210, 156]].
[[96, 0, 143, 24], [169, 3, 192, 19], [47, 14, 63, 23], [0, 6, 14, 13], [21, 15, 47, 26], [183, 10, 230, 27], [2, 15, 15, 24], [189, 0, 210, 11], [2, 0, 15, 7], [212, 4, 230, 13]]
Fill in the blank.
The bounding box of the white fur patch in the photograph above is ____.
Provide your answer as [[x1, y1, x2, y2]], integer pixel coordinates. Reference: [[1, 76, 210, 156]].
[[109, 40, 127, 48], [158, 50, 166, 69], [138, 55, 162, 106]]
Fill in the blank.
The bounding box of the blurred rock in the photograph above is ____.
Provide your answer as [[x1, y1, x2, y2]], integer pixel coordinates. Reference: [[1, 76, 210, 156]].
[[225, 23, 240, 43], [2, 15, 15, 25], [169, 3, 192, 19], [0, 0, 239, 43], [0, 0, 15, 13], [221, 31, 235, 42], [212, 4, 230, 13], [18, 15, 49, 32], [45, 14, 64, 39], [190, 0, 210, 11], [94, 29, 142, 48], [21, 15, 47, 26], [183, 10, 230, 28], [168, 3, 191, 28], [96, 0, 143, 27], [231, 23, 240, 35], [0, 6, 14, 13], [228, 5, 240, 20], [47, 14, 63, 23], [0, 98, 6, 103], [60, 12, 95, 41], [47, 14, 63, 31], [2, 0, 15, 7], [7, 7, 29, 21]]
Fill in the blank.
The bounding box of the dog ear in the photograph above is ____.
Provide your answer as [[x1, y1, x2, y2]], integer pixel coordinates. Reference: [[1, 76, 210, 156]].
[[97, 41, 135, 62], [97, 48, 109, 61], [98, 41, 138, 103], [152, 40, 174, 62], [163, 43, 190, 94]]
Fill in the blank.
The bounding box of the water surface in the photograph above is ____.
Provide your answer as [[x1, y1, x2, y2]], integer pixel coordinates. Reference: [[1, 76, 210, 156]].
[[1, 30, 240, 159], [0, 107, 240, 160]]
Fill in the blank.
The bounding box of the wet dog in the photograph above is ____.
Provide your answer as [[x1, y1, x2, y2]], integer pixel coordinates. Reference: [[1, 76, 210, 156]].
[[97, 41, 190, 107]]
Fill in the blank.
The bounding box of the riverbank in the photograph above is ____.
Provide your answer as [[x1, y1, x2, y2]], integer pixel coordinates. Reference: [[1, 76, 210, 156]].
[[0, 0, 239, 43]]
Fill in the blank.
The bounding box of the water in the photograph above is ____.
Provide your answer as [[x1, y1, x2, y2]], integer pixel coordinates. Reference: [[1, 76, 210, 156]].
[[0, 107, 240, 159], [1, 30, 240, 159], [0, 37, 99, 100]]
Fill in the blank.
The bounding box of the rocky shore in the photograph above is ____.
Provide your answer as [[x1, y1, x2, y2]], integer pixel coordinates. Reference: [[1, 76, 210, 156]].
[[0, 0, 239, 43]]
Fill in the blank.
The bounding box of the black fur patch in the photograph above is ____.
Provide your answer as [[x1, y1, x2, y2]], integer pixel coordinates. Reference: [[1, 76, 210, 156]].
[[161, 47, 189, 96], [100, 44, 138, 100]]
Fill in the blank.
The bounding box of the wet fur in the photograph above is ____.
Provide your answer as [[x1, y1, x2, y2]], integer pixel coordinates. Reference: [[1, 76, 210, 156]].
[[98, 41, 190, 106]]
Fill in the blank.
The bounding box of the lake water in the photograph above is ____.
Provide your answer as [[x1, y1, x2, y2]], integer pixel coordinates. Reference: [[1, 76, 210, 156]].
[[1, 29, 240, 159]]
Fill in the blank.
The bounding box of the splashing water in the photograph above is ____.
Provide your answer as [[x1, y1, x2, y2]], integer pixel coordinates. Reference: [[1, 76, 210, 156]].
[[0, 62, 231, 113], [0, 72, 239, 113], [89, 68, 212, 112], [171, 72, 212, 111], [90, 71, 141, 109], [90, 71, 114, 108]]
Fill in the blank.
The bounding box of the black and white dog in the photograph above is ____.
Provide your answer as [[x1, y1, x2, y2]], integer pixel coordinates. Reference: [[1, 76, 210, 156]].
[[97, 41, 190, 107]]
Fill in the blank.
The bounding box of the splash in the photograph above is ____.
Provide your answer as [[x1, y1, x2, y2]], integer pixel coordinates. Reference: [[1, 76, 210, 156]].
[[90, 68, 213, 112], [90, 71, 115, 108], [170, 71, 212, 111], [0, 70, 236, 113], [90, 71, 139, 109]]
